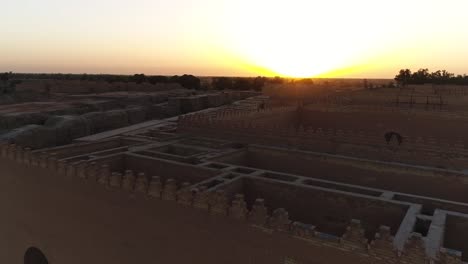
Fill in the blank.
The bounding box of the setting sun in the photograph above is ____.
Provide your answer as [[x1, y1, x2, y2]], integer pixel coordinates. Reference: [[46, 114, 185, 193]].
[[1, 0, 467, 78], [220, 0, 467, 78], [221, 0, 397, 77]]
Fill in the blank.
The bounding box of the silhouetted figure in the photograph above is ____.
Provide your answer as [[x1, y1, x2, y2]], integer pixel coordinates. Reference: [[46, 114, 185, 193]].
[[24, 247, 49, 264], [385, 131, 403, 145]]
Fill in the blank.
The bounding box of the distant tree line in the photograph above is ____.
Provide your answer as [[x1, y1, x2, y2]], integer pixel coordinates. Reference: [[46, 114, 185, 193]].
[[6, 72, 270, 91], [212, 76, 266, 91], [125, 74, 202, 90], [395, 69, 468, 86], [9, 73, 202, 90], [0, 72, 20, 95]]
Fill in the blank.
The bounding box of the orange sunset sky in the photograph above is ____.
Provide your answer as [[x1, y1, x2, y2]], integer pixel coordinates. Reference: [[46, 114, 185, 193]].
[[1, 0, 467, 78]]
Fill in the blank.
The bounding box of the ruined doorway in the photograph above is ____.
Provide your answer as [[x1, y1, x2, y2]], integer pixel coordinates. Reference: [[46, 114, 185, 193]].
[[24, 247, 49, 264]]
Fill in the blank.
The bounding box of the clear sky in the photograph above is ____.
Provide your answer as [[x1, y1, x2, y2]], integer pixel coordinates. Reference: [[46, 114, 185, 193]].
[[1, 0, 467, 78]]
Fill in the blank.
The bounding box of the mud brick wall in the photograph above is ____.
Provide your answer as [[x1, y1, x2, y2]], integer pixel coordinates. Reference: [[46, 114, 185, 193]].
[[300, 109, 468, 140], [41, 138, 141, 159], [124, 154, 218, 184], [444, 214, 468, 261], [216, 147, 468, 203], [222, 177, 408, 240], [41, 139, 125, 159]]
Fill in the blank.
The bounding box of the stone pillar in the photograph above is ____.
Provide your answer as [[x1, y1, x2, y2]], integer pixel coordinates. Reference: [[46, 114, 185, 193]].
[[30, 152, 39, 167], [209, 190, 229, 216], [162, 178, 177, 201], [7, 144, 16, 160], [369, 226, 397, 260], [15, 146, 24, 164], [76, 162, 87, 179], [47, 154, 58, 171], [341, 219, 369, 252], [147, 175, 162, 198], [134, 172, 149, 194], [66, 163, 77, 178], [39, 152, 48, 168], [110, 172, 122, 188], [248, 198, 269, 226], [122, 170, 136, 192], [193, 186, 210, 210], [57, 160, 68, 175], [0, 143, 8, 158], [229, 194, 248, 220], [97, 164, 111, 186], [291, 222, 316, 239], [268, 208, 291, 232], [86, 162, 98, 182], [23, 147, 32, 165], [399, 233, 428, 263], [177, 182, 193, 206]]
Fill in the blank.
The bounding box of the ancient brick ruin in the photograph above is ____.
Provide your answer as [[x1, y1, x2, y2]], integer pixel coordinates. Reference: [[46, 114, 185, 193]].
[[2, 90, 468, 264]]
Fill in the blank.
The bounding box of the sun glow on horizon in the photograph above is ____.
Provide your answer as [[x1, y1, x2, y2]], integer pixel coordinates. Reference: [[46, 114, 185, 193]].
[[222, 0, 405, 78], [1, 0, 467, 77], [220, 0, 468, 78]]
